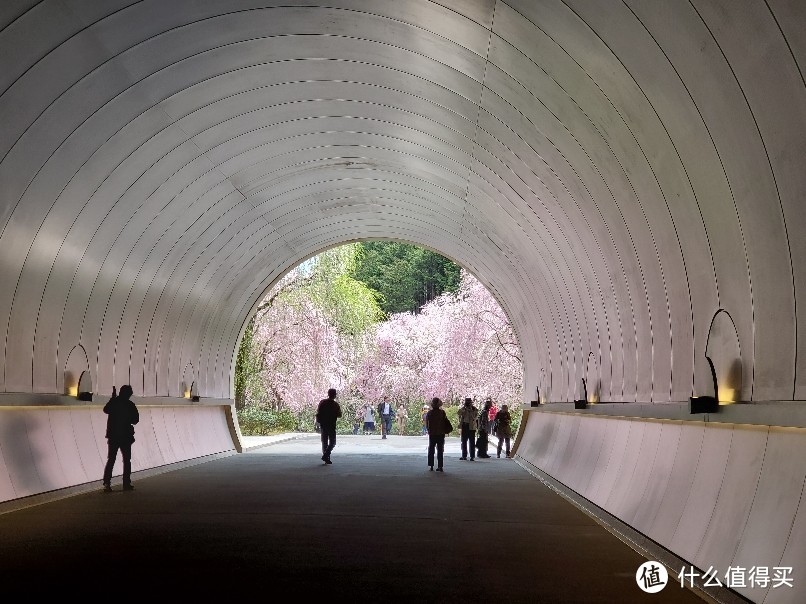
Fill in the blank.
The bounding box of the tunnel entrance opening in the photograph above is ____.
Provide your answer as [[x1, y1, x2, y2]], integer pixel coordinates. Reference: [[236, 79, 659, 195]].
[[234, 241, 524, 445]]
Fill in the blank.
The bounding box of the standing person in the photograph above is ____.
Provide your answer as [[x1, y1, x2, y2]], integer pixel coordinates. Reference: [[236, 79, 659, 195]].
[[425, 397, 451, 472], [396, 404, 408, 435], [316, 388, 342, 464], [476, 399, 493, 458], [488, 400, 499, 430], [377, 397, 394, 439], [363, 404, 376, 435], [495, 404, 513, 458], [457, 397, 478, 461], [420, 404, 429, 435], [352, 406, 362, 435], [102, 385, 139, 492]]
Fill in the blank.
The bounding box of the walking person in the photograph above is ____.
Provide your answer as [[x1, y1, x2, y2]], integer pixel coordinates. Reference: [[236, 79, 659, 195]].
[[363, 404, 375, 435], [396, 404, 408, 435], [476, 399, 493, 458], [425, 397, 452, 472], [495, 404, 513, 458], [377, 397, 394, 439], [102, 385, 139, 492], [457, 397, 478, 461], [316, 388, 342, 464]]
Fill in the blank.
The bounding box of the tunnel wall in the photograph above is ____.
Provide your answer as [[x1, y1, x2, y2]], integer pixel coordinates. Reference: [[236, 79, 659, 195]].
[[2, 0, 806, 408], [517, 410, 806, 604], [0, 404, 237, 503]]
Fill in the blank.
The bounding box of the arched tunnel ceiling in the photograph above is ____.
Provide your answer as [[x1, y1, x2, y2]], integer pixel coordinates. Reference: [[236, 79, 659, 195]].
[[1, 1, 805, 405]]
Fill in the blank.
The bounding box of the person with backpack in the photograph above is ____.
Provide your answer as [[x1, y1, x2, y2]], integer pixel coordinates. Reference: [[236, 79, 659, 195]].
[[488, 401, 499, 436], [495, 404, 513, 458], [102, 385, 139, 492]]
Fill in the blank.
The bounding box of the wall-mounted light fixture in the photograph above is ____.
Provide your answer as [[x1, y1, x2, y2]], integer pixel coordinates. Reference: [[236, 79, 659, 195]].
[[574, 378, 588, 409], [530, 386, 540, 407], [76, 371, 93, 401], [690, 356, 719, 414]]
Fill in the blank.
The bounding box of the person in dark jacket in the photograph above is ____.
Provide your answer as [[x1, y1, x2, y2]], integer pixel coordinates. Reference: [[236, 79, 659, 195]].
[[377, 397, 394, 439], [495, 404, 513, 458], [457, 397, 478, 461], [476, 399, 493, 458], [425, 397, 450, 472], [316, 388, 342, 464], [102, 385, 139, 492]]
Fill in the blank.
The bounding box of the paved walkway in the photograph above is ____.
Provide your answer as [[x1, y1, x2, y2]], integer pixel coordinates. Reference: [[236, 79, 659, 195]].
[[0, 433, 706, 602]]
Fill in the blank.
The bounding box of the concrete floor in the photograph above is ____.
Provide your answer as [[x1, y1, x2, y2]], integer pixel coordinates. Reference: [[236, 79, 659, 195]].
[[0, 434, 707, 602]]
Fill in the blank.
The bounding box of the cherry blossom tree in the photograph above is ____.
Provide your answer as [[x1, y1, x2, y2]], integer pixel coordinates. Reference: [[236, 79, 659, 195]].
[[242, 245, 380, 411], [353, 270, 523, 406]]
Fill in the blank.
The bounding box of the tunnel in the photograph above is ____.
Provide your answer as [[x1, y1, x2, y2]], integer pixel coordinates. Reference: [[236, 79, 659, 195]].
[[1, 2, 805, 602]]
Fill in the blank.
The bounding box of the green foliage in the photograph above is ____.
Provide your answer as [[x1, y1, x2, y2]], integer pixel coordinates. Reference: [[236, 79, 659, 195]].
[[396, 399, 429, 435], [237, 406, 297, 435], [295, 405, 318, 433], [510, 405, 523, 436], [352, 241, 461, 315], [237, 396, 524, 439], [299, 244, 383, 336], [234, 318, 262, 410], [443, 404, 459, 435]]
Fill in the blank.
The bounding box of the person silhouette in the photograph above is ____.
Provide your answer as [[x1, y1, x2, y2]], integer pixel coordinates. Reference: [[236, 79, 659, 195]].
[[377, 397, 394, 439], [476, 399, 493, 458], [102, 385, 139, 492], [495, 404, 513, 458], [457, 397, 478, 461], [316, 388, 342, 464], [425, 397, 450, 472]]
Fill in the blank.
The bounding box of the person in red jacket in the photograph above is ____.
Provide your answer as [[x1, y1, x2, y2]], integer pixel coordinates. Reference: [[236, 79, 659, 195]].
[[488, 401, 499, 436]]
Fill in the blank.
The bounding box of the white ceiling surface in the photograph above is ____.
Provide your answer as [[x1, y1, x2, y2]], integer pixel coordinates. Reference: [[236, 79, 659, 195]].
[[1, 1, 804, 404]]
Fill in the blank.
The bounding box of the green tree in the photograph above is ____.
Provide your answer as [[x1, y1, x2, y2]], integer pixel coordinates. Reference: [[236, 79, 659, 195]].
[[234, 317, 262, 410], [352, 241, 461, 315], [303, 245, 383, 335]]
